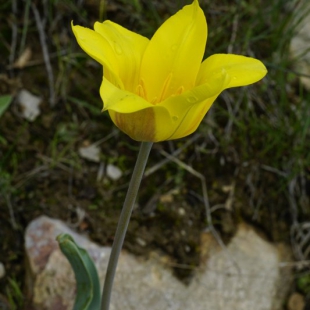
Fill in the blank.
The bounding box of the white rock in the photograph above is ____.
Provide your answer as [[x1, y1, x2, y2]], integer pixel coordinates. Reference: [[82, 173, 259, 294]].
[[0, 262, 5, 279], [78, 144, 100, 162], [290, 1, 310, 89], [136, 237, 147, 247], [106, 164, 122, 181], [25, 216, 110, 310], [25, 216, 292, 310], [13, 47, 32, 69], [178, 207, 186, 216], [17, 89, 41, 121]]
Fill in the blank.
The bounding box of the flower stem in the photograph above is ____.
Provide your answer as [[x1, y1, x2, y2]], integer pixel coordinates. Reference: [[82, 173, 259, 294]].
[[101, 141, 153, 310]]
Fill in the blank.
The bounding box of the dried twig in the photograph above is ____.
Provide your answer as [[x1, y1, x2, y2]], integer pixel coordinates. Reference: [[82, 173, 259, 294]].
[[222, 89, 245, 140], [160, 149, 213, 225], [279, 260, 310, 269], [159, 149, 242, 276], [145, 133, 201, 177], [9, 0, 18, 73], [6, 194, 18, 230], [260, 164, 287, 177], [288, 177, 299, 224], [18, 0, 31, 57], [31, 3, 56, 107], [227, 12, 239, 54]]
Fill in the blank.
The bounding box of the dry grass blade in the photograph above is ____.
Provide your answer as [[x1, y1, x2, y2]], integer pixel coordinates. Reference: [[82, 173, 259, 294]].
[[159, 149, 242, 276], [31, 3, 56, 107], [9, 0, 18, 73]]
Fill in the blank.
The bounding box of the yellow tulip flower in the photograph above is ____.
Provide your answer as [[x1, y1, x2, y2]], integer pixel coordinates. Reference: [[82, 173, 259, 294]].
[[72, 0, 267, 142]]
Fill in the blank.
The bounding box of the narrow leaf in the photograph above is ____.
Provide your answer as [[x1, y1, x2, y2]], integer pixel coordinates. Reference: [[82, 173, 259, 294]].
[[57, 234, 101, 310], [0, 95, 13, 118]]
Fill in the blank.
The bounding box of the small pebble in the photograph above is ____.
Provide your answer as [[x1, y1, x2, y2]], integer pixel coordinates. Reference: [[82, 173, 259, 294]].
[[17, 89, 41, 122], [106, 164, 122, 181], [178, 208, 186, 216], [136, 237, 147, 247], [288, 293, 305, 310], [184, 245, 191, 253], [78, 143, 100, 162]]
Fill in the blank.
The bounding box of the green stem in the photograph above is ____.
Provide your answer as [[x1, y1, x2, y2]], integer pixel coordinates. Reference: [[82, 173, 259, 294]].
[[101, 141, 153, 310]]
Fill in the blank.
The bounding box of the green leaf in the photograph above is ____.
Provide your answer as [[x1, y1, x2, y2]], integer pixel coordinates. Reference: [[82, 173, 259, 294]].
[[57, 234, 101, 310], [0, 95, 13, 118]]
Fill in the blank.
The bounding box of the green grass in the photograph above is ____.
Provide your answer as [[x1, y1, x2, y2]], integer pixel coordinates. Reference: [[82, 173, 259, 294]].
[[6, 278, 24, 310], [1, 0, 310, 305]]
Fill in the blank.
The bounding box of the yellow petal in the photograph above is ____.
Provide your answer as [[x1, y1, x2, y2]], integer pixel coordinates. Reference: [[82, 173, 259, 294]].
[[140, 0, 207, 103], [94, 21, 149, 92], [168, 96, 218, 140], [102, 77, 218, 142], [158, 75, 224, 140], [105, 72, 224, 141], [71, 22, 122, 88], [165, 55, 267, 140], [165, 54, 267, 140], [100, 78, 154, 113], [109, 107, 175, 142], [197, 54, 267, 89]]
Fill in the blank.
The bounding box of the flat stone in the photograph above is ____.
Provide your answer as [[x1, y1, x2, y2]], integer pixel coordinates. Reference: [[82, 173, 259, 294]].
[[25, 216, 110, 310], [78, 143, 101, 163], [25, 216, 292, 310], [106, 164, 122, 181], [17, 89, 41, 121]]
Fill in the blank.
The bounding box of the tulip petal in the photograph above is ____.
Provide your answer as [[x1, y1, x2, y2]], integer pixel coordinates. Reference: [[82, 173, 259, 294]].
[[100, 77, 174, 142], [166, 54, 267, 140], [100, 79, 177, 142], [167, 96, 218, 140], [100, 78, 153, 113], [106, 78, 220, 142], [106, 73, 222, 141], [94, 21, 149, 92], [197, 54, 267, 89], [109, 107, 175, 142], [72, 22, 123, 88], [158, 71, 225, 139], [140, 0, 207, 103]]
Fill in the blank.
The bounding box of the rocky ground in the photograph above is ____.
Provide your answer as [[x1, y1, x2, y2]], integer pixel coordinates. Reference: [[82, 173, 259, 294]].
[[1, 0, 310, 309]]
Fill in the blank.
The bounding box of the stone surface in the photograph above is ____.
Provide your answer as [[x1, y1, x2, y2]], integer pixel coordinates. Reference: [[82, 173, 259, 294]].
[[25, 216, 110, 310], [290, 1, 310, 89], [17, 89, 41, 121], [25, 216, 292, 310], [78, 143, 101, 162], [106, 164, 123, 181]]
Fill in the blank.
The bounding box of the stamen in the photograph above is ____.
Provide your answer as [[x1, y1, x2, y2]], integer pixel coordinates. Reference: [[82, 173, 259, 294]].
[[150, 96, 158, 104], [158, 73, 173, 103], [176, 86, 184, 95], [136, 79, 147, 100], [136, 85, 144, 97]]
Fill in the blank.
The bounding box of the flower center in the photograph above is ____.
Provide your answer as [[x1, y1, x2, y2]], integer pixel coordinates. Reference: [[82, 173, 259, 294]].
[[136, 74, 184, 105]]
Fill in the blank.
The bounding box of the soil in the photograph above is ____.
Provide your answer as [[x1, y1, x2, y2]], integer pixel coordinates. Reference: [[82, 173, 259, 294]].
[[0, 0, 306, 308]]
